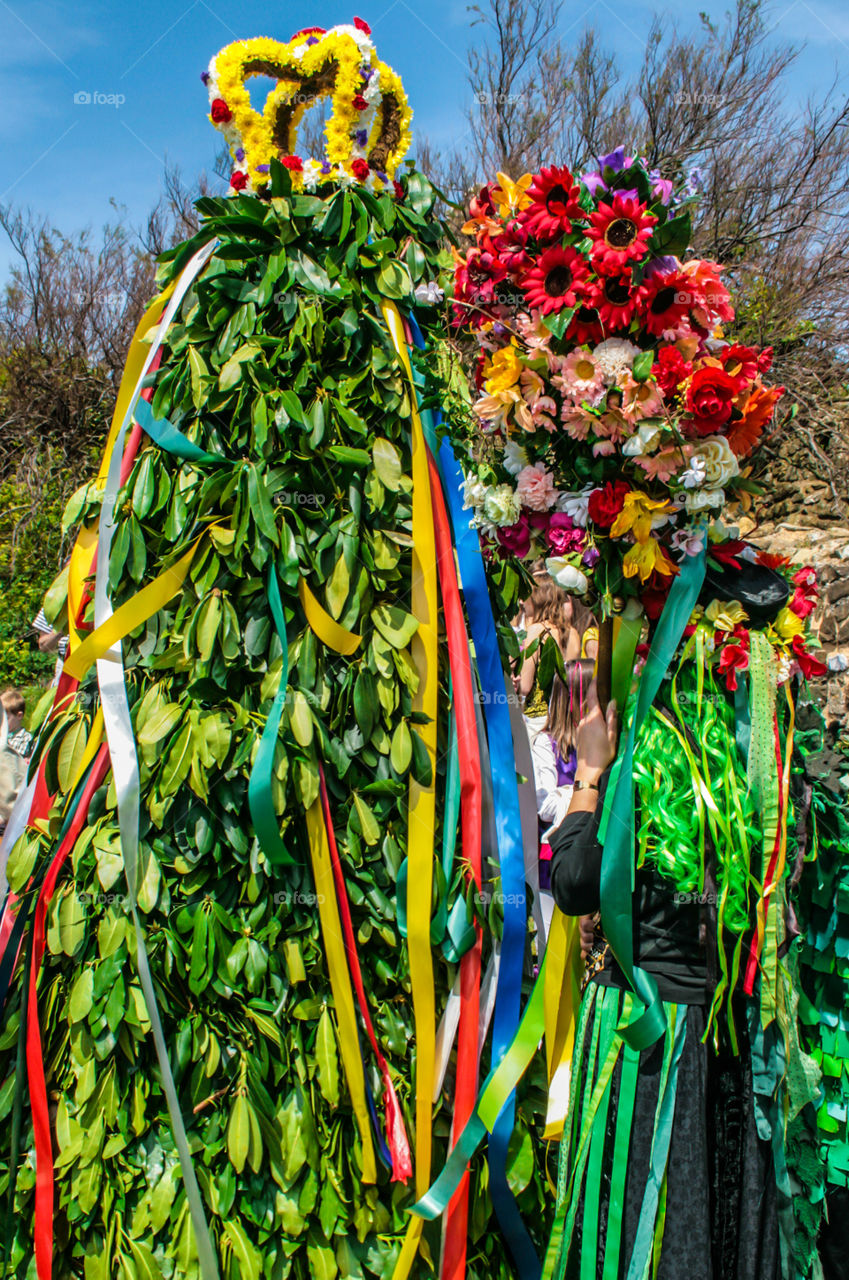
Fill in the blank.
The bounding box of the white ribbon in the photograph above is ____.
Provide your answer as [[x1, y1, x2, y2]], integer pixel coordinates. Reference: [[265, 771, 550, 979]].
[[92, 240, 220, 1280]]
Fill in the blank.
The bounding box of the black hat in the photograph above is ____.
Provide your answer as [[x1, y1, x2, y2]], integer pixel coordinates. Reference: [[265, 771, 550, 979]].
[[699, 550, 790, 629]]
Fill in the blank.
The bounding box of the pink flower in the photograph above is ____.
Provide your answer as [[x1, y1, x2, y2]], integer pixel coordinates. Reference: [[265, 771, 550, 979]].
[[593, 439, 616, 457], [546, 513, 586, 554], [636, 445, 690, 482], [561, 406, 592, 440], [515, 462, 558, 510], [554, 348, 606, 406], [621, 373, 664, 420]]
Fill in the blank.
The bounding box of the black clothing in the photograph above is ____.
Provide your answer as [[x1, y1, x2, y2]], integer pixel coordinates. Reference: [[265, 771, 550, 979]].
[[548, 771, 711, 1005]]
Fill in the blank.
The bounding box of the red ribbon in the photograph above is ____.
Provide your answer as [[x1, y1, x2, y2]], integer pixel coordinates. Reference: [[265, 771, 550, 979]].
[[27, 746, 111, 1280], [427, 448, 483, 1280], [317, 764, 413, 1181]]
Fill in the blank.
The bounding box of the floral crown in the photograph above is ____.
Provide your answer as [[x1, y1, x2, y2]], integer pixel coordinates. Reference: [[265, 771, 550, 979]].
[[204, 18, 412, 195]]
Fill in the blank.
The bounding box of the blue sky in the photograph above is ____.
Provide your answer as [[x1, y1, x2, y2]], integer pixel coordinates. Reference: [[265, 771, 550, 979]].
[[1, 0, 848, 281]]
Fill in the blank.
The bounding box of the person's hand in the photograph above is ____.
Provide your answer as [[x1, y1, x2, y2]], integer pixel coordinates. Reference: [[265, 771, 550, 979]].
[[574, 680, 618, 782], [579, 914, 595, 959]]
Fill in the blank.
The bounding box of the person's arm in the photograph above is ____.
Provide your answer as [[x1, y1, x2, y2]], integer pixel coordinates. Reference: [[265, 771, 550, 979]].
[[37, 630, 62, 654], [519, 622, 543, 698], [530, 732, 573, 831], [548, 682, 618, 915]]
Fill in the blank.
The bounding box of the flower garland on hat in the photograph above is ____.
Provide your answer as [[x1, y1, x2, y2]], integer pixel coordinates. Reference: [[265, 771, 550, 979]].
[[204, 20, 412, 195]]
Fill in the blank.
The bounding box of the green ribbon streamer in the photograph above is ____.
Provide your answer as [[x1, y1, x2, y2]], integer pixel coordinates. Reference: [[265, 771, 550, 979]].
[[611, 615, 643, 715], [133, 398, 224, 466], [247, 564, 297, 866], [601, 1039, 641, 1280], [597, 546, 706, 1050]]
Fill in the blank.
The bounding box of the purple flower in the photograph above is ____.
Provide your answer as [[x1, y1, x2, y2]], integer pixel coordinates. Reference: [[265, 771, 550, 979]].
[[377, 171, 387, 183], [598, 147, 632, 173], [643, 255, 679, 278], [361, 66, 373, 82], [320, 160, 332, 174], [306, 35, 319, 45], [200, 71, 210, 84], [496, 516, 532, 558], [355, 129, 367, 146], [235, 147, 245, 162], [580, 170, 607, 197], [649, 169, 674, 205], [581, 545, 601, 569], [256, 164, 270, 173], [686, 166, 705, 195]]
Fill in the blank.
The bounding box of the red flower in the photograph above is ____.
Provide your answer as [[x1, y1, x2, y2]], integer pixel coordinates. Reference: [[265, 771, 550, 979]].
[[520, 244, 590, 315], [639, 269, 696, 338], [229, 171, 248, 191], [641, 570, 674, 620], [789, 566, 818, 618], [584, 273, 640, 331], [210, 98, 232, 123], [519, 166, 584, 241], [565, 305, 604, 346], [281, 155, 303, 172], [757, 346, 774, 373], [708, 540, 747, 570], [718, 641, 749, 691], [353, 93, 368, 111], [496, 518, 532, 558], [652, 346, 692, 397], [718, 342, 760, 391], [453, 247, 509, 325], [725, 384, 784, 458], [757, 551, 791, 570], [351, 158, 371, 180], [686, 366, 739, 435], [290, 26, 326, 38], [586, 193, 657, 275], [588, 479, 630, 529], [490, 220, 532, 274], [392, 179, 405, 200], [546, 513, 586, 554], [791, 634, 827, 680], [353, 16, 372, 33]]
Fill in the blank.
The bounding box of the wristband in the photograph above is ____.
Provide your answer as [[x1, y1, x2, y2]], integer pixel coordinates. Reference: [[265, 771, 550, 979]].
[[573, 779, 599, 792]]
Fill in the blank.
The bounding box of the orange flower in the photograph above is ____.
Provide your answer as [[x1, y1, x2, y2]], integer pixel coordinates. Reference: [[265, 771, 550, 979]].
[[726, 383, 784, 457], [756, 550, 791, 570]]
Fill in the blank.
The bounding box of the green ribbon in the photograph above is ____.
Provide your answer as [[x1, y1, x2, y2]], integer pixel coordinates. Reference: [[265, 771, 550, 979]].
[[133, 398, 224, 466], [247, 564, 297, 866], [597, 546, 706, 1050], [611, 615, 643, 714]]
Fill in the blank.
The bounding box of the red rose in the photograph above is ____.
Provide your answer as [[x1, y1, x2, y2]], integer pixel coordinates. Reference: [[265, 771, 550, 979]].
[[651, 346, 692, 397], [353, 16, 372, 33], [229, 171, 248, 191], [393, 179, 404, 201], [351, 158, 371, 181], [353, 93, 368, 111], [281, 155, 303, 172], [587, 480, 630, 529], [496, 518, 531, 558], [210, 98, 232, 123], [686, 366, 738, 434]]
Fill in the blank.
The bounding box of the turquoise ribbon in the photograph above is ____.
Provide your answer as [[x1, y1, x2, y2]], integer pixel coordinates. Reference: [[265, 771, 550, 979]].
[[248, 564, 297, 867], [133, 398, 224, 465], [597, 545, 706, 1050]]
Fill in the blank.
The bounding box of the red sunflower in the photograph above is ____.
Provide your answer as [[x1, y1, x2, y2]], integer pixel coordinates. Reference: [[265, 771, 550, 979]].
[[519, 166, 585, 241], [565, 305, 604, 346], [587, 193, 657, 275], [718, 342, 760, 391], [520, 245, 590, 315], [585, 273, 640, 331], [638, 269, 696, 339]]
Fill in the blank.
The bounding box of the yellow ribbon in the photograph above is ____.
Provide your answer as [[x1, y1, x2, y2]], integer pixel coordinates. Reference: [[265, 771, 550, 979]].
[[381, 302, 439, 1280], [542, 909, 583, 1140], [63, 539, 201, 682], [297, 578, 361, 655], [304, 800, 377, 1182], [66, 286, 175, 651]]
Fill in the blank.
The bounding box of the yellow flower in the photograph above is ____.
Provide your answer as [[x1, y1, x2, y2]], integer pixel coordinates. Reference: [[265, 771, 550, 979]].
[[610, 491, 672, 544], [704, 598, 748, 632], [492, 172, 533, 218], [484, 345, 524, 395], [772, 606, 803, 641], [622, 538, 678, 582]]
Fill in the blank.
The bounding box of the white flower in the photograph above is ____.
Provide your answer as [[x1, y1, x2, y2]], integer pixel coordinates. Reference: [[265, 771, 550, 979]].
[[680, 455, 708, 489], [776, 652, 793, 685], [482, 483, 522, 527], [556, 487, 593, 528], [670, 528, 704, 557], [462, 475, 488, 511], [502, 438, 529, 476], [591, 338, 642, 384], [414, 281, 444, 305], [545, 558, 589, 595], [683, 487, 725, 513], [622, 422, 663, 457], [302, 159, 322, 191], [689, 436, 739, 489]]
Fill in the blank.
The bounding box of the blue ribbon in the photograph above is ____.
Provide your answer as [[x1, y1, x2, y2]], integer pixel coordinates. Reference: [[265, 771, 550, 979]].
[[407, 314, 539, 1275], [133, 398, 224, 465]]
